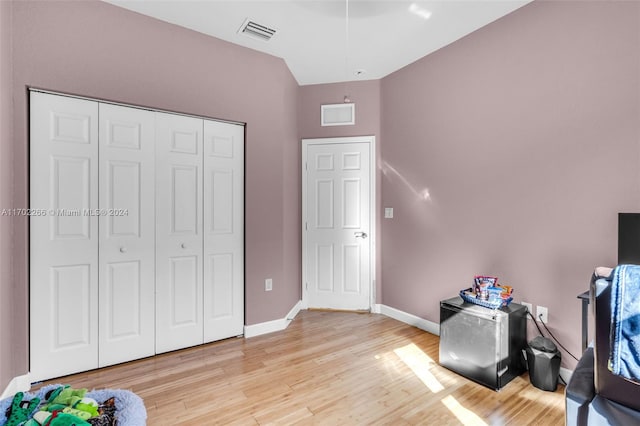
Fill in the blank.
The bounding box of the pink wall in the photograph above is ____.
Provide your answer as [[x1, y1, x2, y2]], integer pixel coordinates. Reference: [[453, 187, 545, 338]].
[[5, 0, 301, 382], [4, 0, 639, 390], [0, 0, 15, 390], [381, 0, 640, 368], [298, 80, 383, 301]]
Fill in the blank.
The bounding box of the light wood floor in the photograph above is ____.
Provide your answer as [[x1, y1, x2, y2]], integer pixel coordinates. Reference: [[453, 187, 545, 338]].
[[33, 310, 565, 425]]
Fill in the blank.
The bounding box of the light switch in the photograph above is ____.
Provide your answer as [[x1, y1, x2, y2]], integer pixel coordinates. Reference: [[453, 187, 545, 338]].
[[384, 207, 394, 219]]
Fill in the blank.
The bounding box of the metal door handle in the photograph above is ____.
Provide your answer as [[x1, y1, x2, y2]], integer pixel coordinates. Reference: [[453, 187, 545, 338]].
[[181, 243, 187, 249], [354, 232, 368, 239], [119, 247, 127, 253]]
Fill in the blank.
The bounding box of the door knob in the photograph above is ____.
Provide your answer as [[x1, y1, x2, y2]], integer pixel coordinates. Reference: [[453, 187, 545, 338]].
[[181, 243, 187, 249], [119, 247, 127, 253], [354, 231, 368, 239]]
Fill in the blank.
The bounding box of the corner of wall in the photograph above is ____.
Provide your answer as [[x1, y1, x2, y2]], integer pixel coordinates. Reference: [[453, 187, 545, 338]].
[[0, 0, 16, 392], [0, 373, 31, 400], [244, 300, 302, 338]]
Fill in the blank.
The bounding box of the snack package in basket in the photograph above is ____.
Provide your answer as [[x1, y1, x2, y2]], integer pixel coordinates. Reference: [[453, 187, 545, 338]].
[[498, 285, 513, 299], [474, 276, 498, 300], [492, 284, 514, 305]]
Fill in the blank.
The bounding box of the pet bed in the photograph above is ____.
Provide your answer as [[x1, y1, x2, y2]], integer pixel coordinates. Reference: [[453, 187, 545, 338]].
[[0, 384, 146, 426]]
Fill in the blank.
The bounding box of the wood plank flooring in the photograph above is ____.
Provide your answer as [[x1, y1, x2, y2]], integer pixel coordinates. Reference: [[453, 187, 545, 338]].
[[33, 310, 565, 425]]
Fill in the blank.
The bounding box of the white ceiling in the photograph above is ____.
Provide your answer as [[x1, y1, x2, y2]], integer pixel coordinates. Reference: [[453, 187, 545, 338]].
[[104, 0, 532, 86]]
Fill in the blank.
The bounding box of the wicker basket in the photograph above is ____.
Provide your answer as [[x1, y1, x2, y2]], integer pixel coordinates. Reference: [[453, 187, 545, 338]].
[[460, 288, 512, 309]]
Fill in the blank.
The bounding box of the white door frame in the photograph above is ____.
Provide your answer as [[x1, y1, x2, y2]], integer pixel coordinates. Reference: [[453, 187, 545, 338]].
[[301, 136, 376, 310]]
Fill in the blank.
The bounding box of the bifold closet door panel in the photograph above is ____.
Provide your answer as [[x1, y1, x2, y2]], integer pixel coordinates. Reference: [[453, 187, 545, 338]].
[[98, 103, 156, 367], [155, 112, 204, 354], [30, 92, 99, 381], [203, 120, 245, 342]]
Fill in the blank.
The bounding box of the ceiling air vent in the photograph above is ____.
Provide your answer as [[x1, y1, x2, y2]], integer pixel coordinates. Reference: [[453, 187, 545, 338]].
[[238, 18, 277, 42]]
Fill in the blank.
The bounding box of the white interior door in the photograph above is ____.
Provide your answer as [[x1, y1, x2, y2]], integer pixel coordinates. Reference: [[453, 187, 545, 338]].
[[202, 120, 244, 342], [98, 103, 155, 366], [155, 112, 204, 353], [30, 92, 99, 381], [303, 137, 374, 311]]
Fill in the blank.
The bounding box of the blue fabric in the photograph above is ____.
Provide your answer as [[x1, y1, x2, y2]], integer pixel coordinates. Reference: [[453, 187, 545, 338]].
[[610, 264, 640, 383]]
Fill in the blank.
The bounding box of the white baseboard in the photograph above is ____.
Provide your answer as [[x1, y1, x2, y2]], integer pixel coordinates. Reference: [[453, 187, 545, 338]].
[[379, 304, 440, 336], [244, 300, 302, 338], [559, 367, 573, 385], [1, 373, 31, 400]]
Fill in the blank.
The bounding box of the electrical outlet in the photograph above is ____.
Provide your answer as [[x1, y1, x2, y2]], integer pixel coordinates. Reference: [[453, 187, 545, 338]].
[[522, 302, 533, 317], [265, 278, 273, 291], [537, 306, 548, 324]]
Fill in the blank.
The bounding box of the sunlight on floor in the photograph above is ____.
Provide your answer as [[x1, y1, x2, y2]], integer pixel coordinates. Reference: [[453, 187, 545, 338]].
[[392, 343, 491, 425], [441, 395, 489, 426], [393, 343, 444, 393]]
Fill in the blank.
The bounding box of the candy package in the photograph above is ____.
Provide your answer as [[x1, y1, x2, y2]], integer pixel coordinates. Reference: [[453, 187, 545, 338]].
[[474, 276, 498, 300]]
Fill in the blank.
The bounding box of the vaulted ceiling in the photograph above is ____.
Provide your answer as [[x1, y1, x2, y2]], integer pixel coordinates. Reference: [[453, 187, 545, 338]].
[[104, 1, 532, 86]]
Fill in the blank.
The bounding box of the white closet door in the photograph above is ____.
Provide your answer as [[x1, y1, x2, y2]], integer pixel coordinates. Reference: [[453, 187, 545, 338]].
[[30, 92, 99, 381], [155, 112, 204, 353], [203, 120, 244, 342], [98, 103, 155, 366]]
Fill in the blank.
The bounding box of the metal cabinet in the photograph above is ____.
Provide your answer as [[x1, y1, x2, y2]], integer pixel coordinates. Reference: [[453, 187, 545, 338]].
[[439, 296, 527, 390]]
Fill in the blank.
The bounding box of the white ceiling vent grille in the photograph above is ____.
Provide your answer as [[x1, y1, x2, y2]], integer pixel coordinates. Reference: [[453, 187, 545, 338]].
[[238, 18, 277, 42]]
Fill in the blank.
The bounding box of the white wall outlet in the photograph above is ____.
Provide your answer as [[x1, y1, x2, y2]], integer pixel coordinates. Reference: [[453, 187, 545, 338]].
[[384, 207, 394, 219], [265, 278, 273, 291], [522, 302, 533, 317], [537, 306, 548, 324]]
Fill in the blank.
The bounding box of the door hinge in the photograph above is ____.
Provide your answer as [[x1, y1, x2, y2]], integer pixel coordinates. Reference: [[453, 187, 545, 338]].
[[305, 222, 308, 231]]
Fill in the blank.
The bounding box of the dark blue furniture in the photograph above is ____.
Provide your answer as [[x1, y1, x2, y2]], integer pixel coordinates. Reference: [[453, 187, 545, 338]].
[[565, 272, 640, 425]]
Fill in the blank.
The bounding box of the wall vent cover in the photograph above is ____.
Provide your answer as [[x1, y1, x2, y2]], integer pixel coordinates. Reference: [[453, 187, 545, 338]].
[[321, 103, 355, 126], [238, 18, 277, 41]]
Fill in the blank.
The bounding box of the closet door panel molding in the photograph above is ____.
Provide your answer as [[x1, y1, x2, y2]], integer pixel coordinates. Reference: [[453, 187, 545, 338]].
[[155, 112, 204, 354], [30, 92, 99, 381], [98, 103, 155, 367], [203, 120, 244, 342]]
